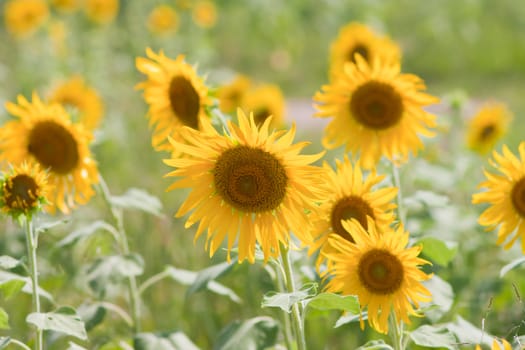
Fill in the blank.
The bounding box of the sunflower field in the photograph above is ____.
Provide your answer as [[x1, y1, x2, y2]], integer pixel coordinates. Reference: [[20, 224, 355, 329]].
[[1, 1, 525, 349]]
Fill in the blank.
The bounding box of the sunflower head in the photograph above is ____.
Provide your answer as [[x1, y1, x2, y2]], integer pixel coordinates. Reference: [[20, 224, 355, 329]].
[[322, 218, 432, 334], [240, 83, 286, 129], [51, 0, 78, 13], [84, 0, 119, 24], [4, 0, 49, 38], [217, 74, 252, 114], [192, 1, 217, 29], [147, 5, 179, 36], [466, 102, 512, 155]]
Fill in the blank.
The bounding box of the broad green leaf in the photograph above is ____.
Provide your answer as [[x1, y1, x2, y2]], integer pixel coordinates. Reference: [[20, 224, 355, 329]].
[[0, 308, 9, 330], [445, 316, 493, 347], [0, 271, 53, 301], [86, 254, 144, 294], [420, 275, 454, 323], [305, 293, 359, 313], [409, 325, 457, 349], [0, 256, 20, 270], [417, 237, 457, 266], [77, 303, 106, 331], [0, 337, 10, 349], [0, 279, 25, 300], [356, 340, 394, 350], [134, 331, 200, 350], [110, 188, 163, 216], [500, 256, 525, 277], [26, 306, 87, 340], [213, 316, 278, 350], [56, 221, 118, 247], [186, 262, 234, 297], [262, 283, 317, 313], [67, 341, 88, 350]]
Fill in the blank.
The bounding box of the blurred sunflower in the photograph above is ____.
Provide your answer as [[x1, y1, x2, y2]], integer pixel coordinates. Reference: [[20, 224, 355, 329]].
[[164, 110, 327, 263], [192, 1, 217, 29], [472, 143, 525, 253], [136, 48, 212, 152], [4, 0, 49, 38], [475, 339, 512, 350], [147, 5, 179, 36], [0, 162, 49, 219], [241, 84, 285, 129], [466, 102, 512, 155], [314, 55, 438, 169], [51, 0, 78, 13], [48, 76, 104, 131], [329, 22, 400, 81], [307, 156, 397, 268], [217, 74, 251, 114], [322, 218, 432, 334], [0, 93, 99, 214], [84, 0, 119, 24]]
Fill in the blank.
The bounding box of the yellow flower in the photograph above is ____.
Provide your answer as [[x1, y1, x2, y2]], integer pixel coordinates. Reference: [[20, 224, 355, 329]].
[[51, 0, 79, 13], [466, 102, 512, 155], [0, 162, 49, 219], [147, 5, 179, 36], [48, 76, 104, 131], [4, 0, 49, 38], [475, 338, 512, 350], [472, 143, 525, 253], [329, 22, 400, 81], [192, 1, 217, 29], [164, 110, 327, 263], [307, 156, 397, 268], [322, 218, 432, 334], [84, 0, 119, 24], [136, 48, 212, 152], [314, 55, 438, 169], [0, 93, 99, 214], [241, 84, 286, 129], [217, 74, 251, 114]]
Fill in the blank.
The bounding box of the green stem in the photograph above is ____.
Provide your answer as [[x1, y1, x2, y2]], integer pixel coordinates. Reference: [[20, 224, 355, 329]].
[[391, 162, 406, 224], [269, 259, 294, 350], [389, 312, 404, 350], [24, 217, 42, 350], [8, 338, 33, 350], [279, 244, 306, 350], [138, 269, 171, 295]]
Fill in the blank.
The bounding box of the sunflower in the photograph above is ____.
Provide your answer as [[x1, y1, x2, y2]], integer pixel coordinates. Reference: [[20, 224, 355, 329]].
[[48, 76, 104, 131], [51, 0, 78, 13], [314, 55, 438, 169], [475, 339, 512, 350], [217, 74, 252, 114], [192, 1, 217, 29], [240, 84, 286, 129], [329, 22, 400, 81], [0, 93, 99, 214], [136, 48, 212, 152], [466, 102, 512, 155], [0, 162, 49, 219], [147, 5, 179, 36], [307, 156, 397, 268], [4, 0, 49, 38], [322, 218, 432, 334], [472, 143, 525, 253], [164, 109, 327, 263], [84, 0, 119, 24]]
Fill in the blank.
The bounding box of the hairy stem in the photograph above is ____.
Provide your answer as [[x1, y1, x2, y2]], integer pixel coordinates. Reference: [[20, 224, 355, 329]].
[[24, 217, 42, 350]]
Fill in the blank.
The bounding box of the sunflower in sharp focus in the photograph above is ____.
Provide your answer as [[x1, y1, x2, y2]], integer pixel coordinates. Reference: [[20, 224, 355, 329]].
[[329, 22, 400, 81], [0, 162, 49, 219], [466, 102, 512, 155], [308, 156, 397, 268], [48, 76, 104, 131], [84, 0, 119, 24], [314, 56, 438, 169], [241, 84, 286, 129], [217, 74, 251, 114], [472, 142, 525, 253], [164, 109, 327, 263], [192, 1, 217, 29], [0, 93, 99, 214], [4, 0, 49, 38], [475, 338, 512, 350], [323, 218, 432, 334], [136, 48, 212, 152], [147, 5, 179, 36]]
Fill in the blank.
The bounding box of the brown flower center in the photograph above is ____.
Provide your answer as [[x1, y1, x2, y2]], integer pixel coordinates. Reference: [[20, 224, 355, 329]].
[[479, 124, 495, 141], [331, 195, 374, 242], [511, 177, 525, 217], [169, 76, 200, 129], [214, 146, 288, 213], [348, 44, 369, 64], [358, 249, 404, 295], [253, 108, 271, 126], [350, 81, 403, 130], [4, 174, 39, 211], [28, 121, 79, 175]]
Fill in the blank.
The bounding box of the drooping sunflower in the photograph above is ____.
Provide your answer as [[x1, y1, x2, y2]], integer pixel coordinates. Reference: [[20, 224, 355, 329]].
[[307, 156, 398, 267], [240, 84, 286, 129], [314, 55, 439, 169], [84, 0, 119, 24], [48, 76, 104, 131], [466, 102, 512, 155], [0, 93, 99, 214], [0, 162, 49, 219], [472, 142, 525, 253], [322, 218, 432, 334], [217, 74, 252, 114], [4, 0, 49, 38], [164, 109, 327, 263], [192, 1, 217, 29], [147, 5, 179, 36], [136, 48, 212, 152], [329, 22, 401, 81]]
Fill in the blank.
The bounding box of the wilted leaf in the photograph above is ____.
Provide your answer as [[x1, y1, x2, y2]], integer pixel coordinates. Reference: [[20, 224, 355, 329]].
[[262, 283, 317, 313], [56, 221, 118, 247], [213, 317, 278, 350], [86, 254, 144, 294], [186, 262, 235, 297]]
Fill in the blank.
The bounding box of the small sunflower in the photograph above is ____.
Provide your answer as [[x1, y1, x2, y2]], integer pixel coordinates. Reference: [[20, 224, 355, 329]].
[[322, 218, 432, 334], [192, 1, 217, 29], [84, 0, 119, 24], [241, 84, 286, 129], [147, 5, 179, 36], [314, 55, 438, 169], [475, 338, 512, 350], [466, 102, 512, 155], [0, 93, 99, 214], [217, 74, 252, 114], [136, 48, 212, 152], [4, 0, 49, 38], [48, 76, 104, 131], [164, 109, 327, 263], [51, 0, 79, 13], [308, 156, 397, 267], [0, 162, 49, 219], [329, 22, 400, 81], [472, 143, 525, 253]]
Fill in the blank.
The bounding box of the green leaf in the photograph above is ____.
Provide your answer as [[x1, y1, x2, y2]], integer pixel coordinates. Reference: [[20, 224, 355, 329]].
[[445, 316, 494, 347], [134, 332, 200, 350], [404, 190, 449, 212], [0, 308, 9, 330], [86, 254, 144, 295], [305, 292, 359, 313], [77, 303, 106, 331], [67, 341, 88, 350], [35, 218, 69, 235], [186, 262, 235, 297], [500, 256, 525, 277], [213, 316, 278, 350], [409, 325, 457, 349], [0, 256, 20, 270], [0, 337, 11, 349], [417, 237, 457, 266], [334, 311, 367, 328], [26, 306, 87, 340], [420, 275, 454, 323], [0, 270, 53, 301], [0, 279, 25, 300], [356, 340, 394, 350], [56, 221, 118, 247], [261, 283, 317, 313], [110, 188, 163, 217]]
